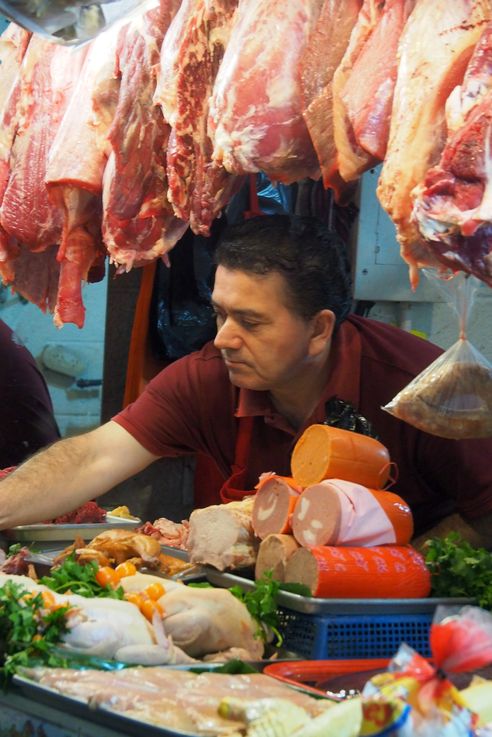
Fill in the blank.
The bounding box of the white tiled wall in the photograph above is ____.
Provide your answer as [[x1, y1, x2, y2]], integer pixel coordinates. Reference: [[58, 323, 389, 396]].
[[0, 278, 108, 436]]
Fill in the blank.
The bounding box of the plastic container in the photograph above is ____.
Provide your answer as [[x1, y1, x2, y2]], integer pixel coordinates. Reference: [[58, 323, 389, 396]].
[[278, 607, 432, 660]]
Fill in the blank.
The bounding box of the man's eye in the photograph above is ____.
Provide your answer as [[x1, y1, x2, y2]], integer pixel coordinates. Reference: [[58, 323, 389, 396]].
[[240, 320, 260, 330]]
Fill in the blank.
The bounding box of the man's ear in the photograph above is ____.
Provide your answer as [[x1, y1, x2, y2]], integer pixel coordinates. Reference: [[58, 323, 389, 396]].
[[308, 309, 336, 356]]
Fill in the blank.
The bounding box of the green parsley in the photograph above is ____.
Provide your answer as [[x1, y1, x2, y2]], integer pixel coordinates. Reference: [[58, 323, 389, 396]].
[[229, 571, 283, 646], [40, 553, 124, 599], [424, 532, 492, 609], [0, 581, 72, 683]]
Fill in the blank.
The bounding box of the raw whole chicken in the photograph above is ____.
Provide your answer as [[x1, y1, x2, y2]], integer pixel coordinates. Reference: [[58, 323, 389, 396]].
[[0, 573, 192, 665], [161, 585, 264, 659]]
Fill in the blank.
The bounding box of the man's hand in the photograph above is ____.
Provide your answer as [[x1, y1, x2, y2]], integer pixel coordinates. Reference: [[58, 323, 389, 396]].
[[0, 421, 159, 529]]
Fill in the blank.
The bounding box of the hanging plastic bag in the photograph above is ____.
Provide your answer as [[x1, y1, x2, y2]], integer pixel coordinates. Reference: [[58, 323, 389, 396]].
[[362, 605, 492, 736], [149, 227, 219, 362], [383, 270, 492, 439]]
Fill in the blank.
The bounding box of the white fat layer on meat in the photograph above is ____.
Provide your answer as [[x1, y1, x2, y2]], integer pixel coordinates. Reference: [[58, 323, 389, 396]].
[[309, 519, 323, 530], [295, 495, 311, 522]]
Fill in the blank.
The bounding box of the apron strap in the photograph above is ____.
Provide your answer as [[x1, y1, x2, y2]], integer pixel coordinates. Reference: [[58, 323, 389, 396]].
[[219, 416, 256, 504]]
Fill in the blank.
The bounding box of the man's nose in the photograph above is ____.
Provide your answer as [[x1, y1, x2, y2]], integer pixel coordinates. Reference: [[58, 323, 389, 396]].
[[214, 318, 242, 350]]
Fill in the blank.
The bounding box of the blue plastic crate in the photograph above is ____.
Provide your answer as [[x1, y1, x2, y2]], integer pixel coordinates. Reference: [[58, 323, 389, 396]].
[[279, 608, 432, 660]]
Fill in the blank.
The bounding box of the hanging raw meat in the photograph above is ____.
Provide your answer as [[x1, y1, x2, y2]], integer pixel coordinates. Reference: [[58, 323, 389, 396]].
[[0, 36, 86, 320], [299, 0, 362, 200], [154, 0, 240, 236], [209, 0, 323, 184], [377, 0, 492, 288], [0, 24, 30, 279], [1, 244, 60, 313], [0, 37, 85, 250], [0, 24, 30, 204], [103, 0, 187, 270], [45, 24, 123, 327], [412, 21, 492, 287], [331, 0, 416, 187]]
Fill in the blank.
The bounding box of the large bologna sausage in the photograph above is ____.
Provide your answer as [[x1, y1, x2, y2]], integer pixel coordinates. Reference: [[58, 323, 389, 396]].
[[291, 479, 413, 548], [252, 474, 302, 539], [290, 424, 391, 488], [255, 533, 300, 582], [284, 545, 431, 598]]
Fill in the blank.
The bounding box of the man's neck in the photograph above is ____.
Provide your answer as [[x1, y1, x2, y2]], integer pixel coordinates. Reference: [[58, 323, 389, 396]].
[[270, 352, 332, 431]]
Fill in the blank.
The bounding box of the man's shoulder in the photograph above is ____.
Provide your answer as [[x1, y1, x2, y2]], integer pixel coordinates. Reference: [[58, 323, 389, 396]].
[[347, 314, 443, 373], [153, 341, 229, 389]]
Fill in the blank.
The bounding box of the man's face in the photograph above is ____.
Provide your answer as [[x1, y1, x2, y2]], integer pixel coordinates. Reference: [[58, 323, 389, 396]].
[[212, 265, 319, 392]]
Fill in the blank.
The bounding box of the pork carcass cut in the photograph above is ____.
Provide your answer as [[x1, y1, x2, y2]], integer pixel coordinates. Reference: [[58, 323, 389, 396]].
[[187, 496, 258, 570], [0, 38, 86, 250], [209, 0, 323, 184], [154, 0, 241, 236], [299, 0, 362, 200], [103, 0, 187, 271], [377, 0, 492, 288], [412, 21, 492, 286], [332, 0, 416, 186]]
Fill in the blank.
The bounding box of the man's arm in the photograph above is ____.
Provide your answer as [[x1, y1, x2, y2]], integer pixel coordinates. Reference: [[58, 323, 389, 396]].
[[412, 512, 492, 551], [0, 421, 160, 529]]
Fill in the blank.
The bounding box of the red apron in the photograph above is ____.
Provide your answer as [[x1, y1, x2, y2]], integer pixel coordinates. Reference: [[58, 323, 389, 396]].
[[219, 416, 257, 503]]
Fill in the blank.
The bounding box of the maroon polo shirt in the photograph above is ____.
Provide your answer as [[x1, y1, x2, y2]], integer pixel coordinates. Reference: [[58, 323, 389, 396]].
[[0, 320, 60, 468], [113, 315, 492, 535]]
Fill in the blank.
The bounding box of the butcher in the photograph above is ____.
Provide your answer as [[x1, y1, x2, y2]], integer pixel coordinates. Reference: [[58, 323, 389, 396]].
[[0, 215, 491, 548]]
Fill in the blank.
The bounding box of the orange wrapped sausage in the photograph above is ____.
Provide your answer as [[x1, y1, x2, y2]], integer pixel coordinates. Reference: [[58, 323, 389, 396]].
[[291, 480, 413, 548], [291, 424, 391, 489], [252, 474, 302, 539], [284, 544, 431, 598]]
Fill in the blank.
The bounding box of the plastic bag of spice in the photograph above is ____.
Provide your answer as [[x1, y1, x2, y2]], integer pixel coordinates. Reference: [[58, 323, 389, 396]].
[[383, 270, 492, 439], [361, 605, 492, 736]]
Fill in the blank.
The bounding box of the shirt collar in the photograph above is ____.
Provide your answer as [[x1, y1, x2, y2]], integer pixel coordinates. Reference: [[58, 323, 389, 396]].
[[234, 317, 362, 427]]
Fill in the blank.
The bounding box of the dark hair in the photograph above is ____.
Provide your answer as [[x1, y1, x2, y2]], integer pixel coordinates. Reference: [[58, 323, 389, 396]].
[[214, 214, 353, 326]]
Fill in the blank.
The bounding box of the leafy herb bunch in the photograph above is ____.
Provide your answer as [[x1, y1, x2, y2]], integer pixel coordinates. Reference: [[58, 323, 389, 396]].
[[0, 581, 71, 682], [424, 532, 492, 609], [40, 553, 124, 599]]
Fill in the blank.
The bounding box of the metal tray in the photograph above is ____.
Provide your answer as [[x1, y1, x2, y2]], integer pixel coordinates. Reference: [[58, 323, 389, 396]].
[[160, 544, 189, 561], [204, 568, 474, 615], [3, 516, 141, 543], [12, 675, 198, 737], [12, 662, 315, 736]]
